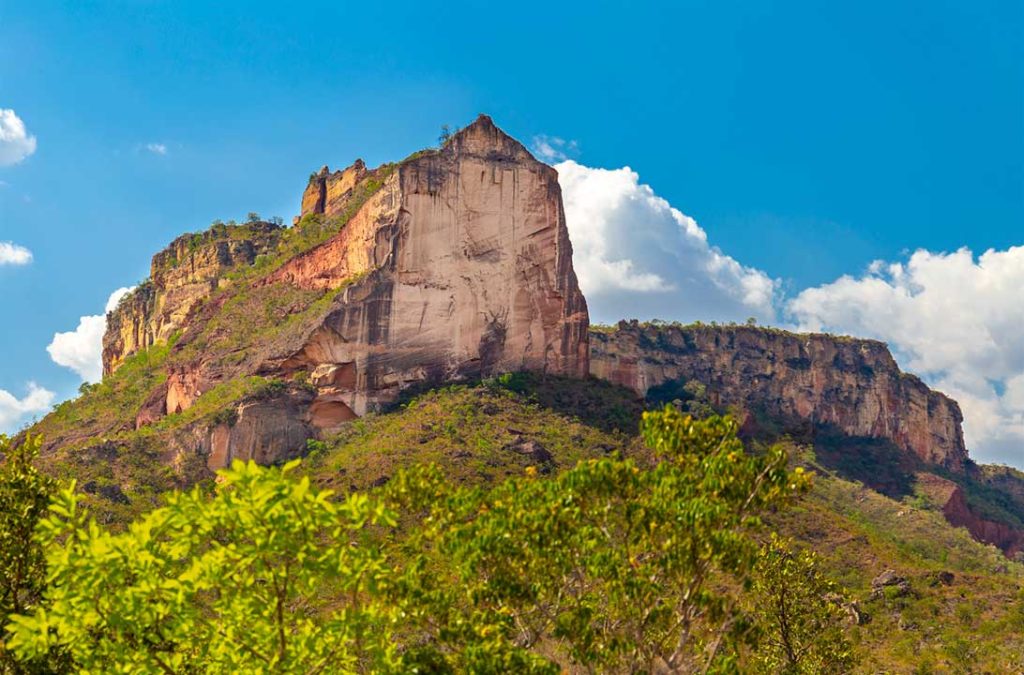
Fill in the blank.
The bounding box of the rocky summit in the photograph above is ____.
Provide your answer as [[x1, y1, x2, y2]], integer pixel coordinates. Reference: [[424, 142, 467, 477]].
[[93, 115, 588, 471]]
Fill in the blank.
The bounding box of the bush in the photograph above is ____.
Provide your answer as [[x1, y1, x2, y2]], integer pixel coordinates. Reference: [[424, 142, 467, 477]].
[[6, 411, 811, 672], [0, 435, 67, 671]]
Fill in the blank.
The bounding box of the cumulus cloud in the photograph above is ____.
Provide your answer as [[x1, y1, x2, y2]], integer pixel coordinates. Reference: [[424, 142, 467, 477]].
[[789, 246, 1024, 465], [145, 142, 168, 155], [0, 241, 32, 266], [0, 109, 37, 166], [0, 382, 54, 432], [47, 287, 134, 383], [554, 160, 778, 325], [531, 136, 578, 163]]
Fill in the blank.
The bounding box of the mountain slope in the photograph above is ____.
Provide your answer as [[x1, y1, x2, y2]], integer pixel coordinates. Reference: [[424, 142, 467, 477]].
[[302, 382, 1024, 673]]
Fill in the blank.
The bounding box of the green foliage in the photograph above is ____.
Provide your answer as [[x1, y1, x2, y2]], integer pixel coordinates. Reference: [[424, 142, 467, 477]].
[[305, 383, 630, 491], [0, 435, 66, 672], [480, 371, 642, 434], [33, 340, 174, 454], [645, 377, 716, 418], [747, 534, 855, 673], [6, 410, 811, 673], [7, 461, 406, 673], [388, 408, 809, 672]]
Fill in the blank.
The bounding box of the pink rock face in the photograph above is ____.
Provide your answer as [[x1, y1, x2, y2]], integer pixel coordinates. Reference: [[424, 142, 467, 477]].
[[90, 115, 589, 471], [166, 367, 204, 415], [272, 114, 590, 414], [590, 321, 968, 471]]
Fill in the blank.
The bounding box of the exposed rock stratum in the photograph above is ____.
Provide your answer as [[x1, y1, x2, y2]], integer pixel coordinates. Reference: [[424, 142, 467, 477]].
[[590, 321, 969, 471]]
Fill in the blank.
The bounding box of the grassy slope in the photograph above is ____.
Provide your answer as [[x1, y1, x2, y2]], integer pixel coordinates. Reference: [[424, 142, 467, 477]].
[[299, 381, 1024, 673], [21, 328, 1024, 669], [300, 378, 640, 494]]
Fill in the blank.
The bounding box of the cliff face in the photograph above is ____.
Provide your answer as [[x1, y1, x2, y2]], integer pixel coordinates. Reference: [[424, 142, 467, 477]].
[[590, 321, 968, 471], [102, 223, 283, 375], [265, 115, 590, 418], [93, 115, 588, 470]]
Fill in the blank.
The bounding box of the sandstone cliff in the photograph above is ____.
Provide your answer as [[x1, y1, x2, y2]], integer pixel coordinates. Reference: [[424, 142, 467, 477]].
[[103, 222, 283, 375], [91, 115, 588, 470], [301, 160, 369, 220], [264, 114, 590, 421], [915, 472, 1024, 556], [590, 321, 968, 471]]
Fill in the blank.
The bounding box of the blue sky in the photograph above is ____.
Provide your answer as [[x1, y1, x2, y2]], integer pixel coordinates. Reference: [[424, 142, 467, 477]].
[[1, 1, 1022, 465]]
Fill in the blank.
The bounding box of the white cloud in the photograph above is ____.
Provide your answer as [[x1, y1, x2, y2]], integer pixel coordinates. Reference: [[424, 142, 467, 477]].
[[555, 160, 778, 325], [0, 382, 54, 432], [47, 287, 134, 383], [788, 246, 1024, 466], [0, 109, 37, 166], [531, 136, 578, 163], [145, 142, 168, 155], [0, 241, 32, 266]]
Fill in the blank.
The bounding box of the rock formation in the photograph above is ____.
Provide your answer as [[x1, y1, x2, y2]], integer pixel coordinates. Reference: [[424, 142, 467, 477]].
[[916, 472, 1024, 556], [265, 114, 590, 418], [300, 160, 369, 220], [590, 321, 968, 471], [96, 115, 589, 469], [103, 222, 282, 375], [92, 118, 970, 479]]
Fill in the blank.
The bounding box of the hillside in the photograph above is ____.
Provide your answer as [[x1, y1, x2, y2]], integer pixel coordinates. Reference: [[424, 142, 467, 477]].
[[300, 382, 1024, 672]]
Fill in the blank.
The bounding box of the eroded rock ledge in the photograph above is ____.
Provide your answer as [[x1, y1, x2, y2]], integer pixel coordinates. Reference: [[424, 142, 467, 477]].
[[589, 321, 968, 472], [103, 222, 283, 376]]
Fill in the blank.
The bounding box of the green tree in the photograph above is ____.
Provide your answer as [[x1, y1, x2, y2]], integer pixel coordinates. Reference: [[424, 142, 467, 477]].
[[6, 410, 809, 673], [748, 534, 855, 674], [0, 435, 64, 672], [6, 460, 403, 672], [388, 408, 810, 672], [5, 460, 546, 673]]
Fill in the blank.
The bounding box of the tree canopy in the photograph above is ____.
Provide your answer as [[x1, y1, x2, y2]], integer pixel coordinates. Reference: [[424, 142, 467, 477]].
[[2, 409, 840, 673]]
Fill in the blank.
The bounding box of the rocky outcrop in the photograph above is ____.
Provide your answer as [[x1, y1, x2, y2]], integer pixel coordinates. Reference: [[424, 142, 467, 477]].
[[91, 115, 589, 471], [102, 222, 283, 375], [916, 472, 1024, 556], [160, 387, 316, 474], [268, 114, 589, 415], [202, 396, 314, 471], [590, 321, 968, 471], [944, 487, 1024, 556], [301, 160, 370, 220]]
